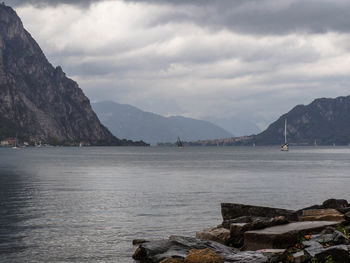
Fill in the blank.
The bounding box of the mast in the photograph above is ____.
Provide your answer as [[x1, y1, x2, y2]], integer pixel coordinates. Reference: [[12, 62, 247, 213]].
[[284, 119, 287, 144], [177, 137, 183, 147]]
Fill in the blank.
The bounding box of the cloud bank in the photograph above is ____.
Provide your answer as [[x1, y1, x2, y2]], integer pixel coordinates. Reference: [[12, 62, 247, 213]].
[[8, 0, 350, 129]]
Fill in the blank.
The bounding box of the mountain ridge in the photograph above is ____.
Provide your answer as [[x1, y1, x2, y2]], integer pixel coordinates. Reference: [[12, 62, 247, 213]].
[[92, 101, 233, 145], [186, 95, 350, 146], [254, 95, 350, 145]]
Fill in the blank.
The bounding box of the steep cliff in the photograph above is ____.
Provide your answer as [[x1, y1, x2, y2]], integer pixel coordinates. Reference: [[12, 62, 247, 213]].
[[254, 96, 350, 145], [0, 4, 140, 145]]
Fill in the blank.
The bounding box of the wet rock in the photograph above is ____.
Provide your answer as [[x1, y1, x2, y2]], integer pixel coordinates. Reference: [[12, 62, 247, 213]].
[[300, 209, 344, 222], [229, 223, 249, 247], [305, 244, 349, 263], [196, 227, 230, 245], [243, 221, 340, 250], [225, 251, 268, 263], [133, 247, 145, 260], [160, 258, 184, 263], [345, 211, 350, 221], [332, 230, 349, 245], [132, 235, 275, 263], [322, 199, 349, 210], [292, 250, 310, 263], [305, 234, 333, 245], [222, 216, 254, 229], [133, 239, 149, 245], [338, 207, 350, 214], [184, 248, 223, 263], [221, 203, 298, 221], [258, 249, 286, 263], [296, 205, 323, 217], [132, 236, 235, 262], [229, 216, 289, 248], [320, 226, 336, 234], [302, 240, 324, 249]]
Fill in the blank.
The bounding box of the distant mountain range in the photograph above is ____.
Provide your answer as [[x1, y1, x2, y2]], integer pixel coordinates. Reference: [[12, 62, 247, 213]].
[[0, 5, 147, 146], [190, 96, 350, 146], [92, 101, 233, 145]]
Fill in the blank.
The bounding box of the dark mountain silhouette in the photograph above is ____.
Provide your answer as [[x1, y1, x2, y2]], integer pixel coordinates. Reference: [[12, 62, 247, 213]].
[[254, 96, 350, 145], [0, 4, 146, 145]]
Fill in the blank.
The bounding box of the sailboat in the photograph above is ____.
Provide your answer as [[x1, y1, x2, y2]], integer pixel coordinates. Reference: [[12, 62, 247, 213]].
[[280, 118, 289, 151], [12, 134, 19, 149], [177, 137, 184, 148]]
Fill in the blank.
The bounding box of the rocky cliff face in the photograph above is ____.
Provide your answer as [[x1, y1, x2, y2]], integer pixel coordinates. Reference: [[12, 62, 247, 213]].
[[254, 96, 350, 145], [0, 4, 137, 145]]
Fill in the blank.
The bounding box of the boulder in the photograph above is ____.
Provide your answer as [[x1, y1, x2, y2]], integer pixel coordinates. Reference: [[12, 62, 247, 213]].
[[345, 211, 350, 222], [221, 203, 298, 221], [305, 244, 349, 263], [243, 221, 340, 250], [184, 248, 223, 263], [195, 227, 230, 245], [229, 216, 289, 248], [322, 199, 349, 210], [338, 207, 350, 214], [132, 235, 275, 263], [332, 230, 350, 245], [292, 251, 310, 263], [229, 223, 249, 247], [300, 209, 344, 222], [132, 236, 235, 262]]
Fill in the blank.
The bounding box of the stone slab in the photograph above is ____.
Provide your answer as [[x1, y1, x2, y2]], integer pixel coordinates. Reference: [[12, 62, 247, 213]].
[[244, 221, 340, 250], [300, 209, 344, 221]]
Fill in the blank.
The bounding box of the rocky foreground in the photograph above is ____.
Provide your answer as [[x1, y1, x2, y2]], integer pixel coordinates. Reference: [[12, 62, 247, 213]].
[[132, 199, 350, 263]]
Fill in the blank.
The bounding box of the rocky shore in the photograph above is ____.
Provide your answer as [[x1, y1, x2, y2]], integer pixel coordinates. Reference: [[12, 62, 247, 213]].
[[132, 199, 350, 263]]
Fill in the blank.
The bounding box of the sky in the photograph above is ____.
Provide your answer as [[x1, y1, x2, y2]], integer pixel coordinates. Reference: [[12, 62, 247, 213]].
[[7, 0, 350, 130]]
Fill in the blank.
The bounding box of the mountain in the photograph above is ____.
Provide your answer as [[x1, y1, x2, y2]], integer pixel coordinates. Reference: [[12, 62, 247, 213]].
[[92, 101, 233, 145], [254, 96, 350, 145], [0, 4, 144, 145]]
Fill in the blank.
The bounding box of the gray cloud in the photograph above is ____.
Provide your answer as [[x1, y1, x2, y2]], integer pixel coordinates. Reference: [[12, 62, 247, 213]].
[[6, 0, 350, 34], [136, 0, 350, 35], [6, 0, 95, 7], [12, 0, 350, 130]]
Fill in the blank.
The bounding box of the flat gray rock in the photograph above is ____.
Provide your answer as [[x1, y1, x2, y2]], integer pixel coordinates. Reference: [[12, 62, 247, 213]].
[[244, 221, 340, 250]]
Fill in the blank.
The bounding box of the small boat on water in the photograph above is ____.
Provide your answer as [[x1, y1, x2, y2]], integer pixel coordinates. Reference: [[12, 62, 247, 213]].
[[177, 137, 184, 148], [281, 118, 289, 151], [12, 134, 20, 149]]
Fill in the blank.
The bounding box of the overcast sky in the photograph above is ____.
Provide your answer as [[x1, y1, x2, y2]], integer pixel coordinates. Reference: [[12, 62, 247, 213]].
[[7, 0, 350, 129]]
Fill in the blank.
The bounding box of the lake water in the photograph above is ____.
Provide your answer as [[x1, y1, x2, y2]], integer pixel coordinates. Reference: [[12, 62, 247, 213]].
[[1, 146, 350, 262]]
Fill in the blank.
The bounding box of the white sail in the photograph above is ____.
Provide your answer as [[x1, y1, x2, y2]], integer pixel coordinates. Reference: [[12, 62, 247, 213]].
[[284, 118, 287, 144], [281, 118, 289, 151]]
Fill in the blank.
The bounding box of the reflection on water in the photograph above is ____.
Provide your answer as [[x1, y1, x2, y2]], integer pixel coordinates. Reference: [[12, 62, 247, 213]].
[[1, 146, 350, 262]]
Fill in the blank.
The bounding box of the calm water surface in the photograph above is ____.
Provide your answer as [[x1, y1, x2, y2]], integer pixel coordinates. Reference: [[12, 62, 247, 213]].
[[1, 146, 350, 262]]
